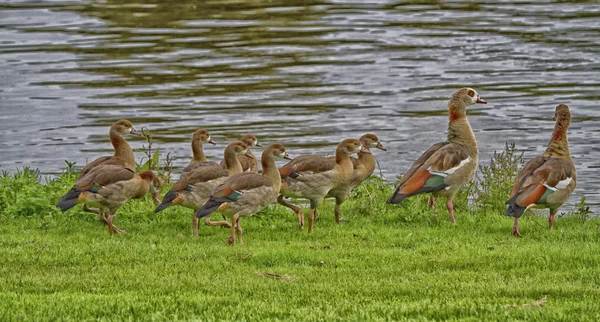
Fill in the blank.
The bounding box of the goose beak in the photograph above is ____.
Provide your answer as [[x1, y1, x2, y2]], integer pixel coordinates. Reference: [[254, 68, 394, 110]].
[[255, 142, 263, 147], [476, 96, 487, 104], [283, 153, 293, 160], [375, 142, 387, 151], [208, 139, 216, 145], [245, 150, 253, 158], [130, 127, 143, 136], [359, 145, 370, 154]]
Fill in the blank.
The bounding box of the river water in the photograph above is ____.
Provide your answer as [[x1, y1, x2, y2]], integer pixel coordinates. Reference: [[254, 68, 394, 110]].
[[1, 0, 599, 207]]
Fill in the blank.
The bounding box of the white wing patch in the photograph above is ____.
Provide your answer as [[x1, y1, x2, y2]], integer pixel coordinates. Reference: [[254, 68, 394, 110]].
[[544, 177, 572, 191], [428, 156, 471, 177]]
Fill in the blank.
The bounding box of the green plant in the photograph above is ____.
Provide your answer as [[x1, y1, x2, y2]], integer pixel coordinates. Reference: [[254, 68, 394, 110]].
[[137, 126, 160, 172], [469, 142, 523, 214], [572, 196, 594, 222]]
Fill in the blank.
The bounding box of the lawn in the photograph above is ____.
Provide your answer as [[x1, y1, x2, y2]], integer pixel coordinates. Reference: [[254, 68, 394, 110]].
[[1, 164, 599, 321]]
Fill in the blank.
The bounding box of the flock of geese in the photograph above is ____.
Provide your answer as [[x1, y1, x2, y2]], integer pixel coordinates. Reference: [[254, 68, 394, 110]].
[[55, 87, 576, 243]]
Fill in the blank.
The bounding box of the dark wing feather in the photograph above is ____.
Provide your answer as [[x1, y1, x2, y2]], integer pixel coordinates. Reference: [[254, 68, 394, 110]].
[[79, 156, 113, 177], [506, 157, 574, 217], [57, 165, 135, 212], [195, 173, 272, 218], [388, 143, 469, 204], [510, 156, 548, 196], [397, 142, 448, 186], [212, 173, 272, 198], [172, 166, 228, 191], [74, 165, 136, 190], [183, 161, 220, 173], [279, 155, 336, 178]]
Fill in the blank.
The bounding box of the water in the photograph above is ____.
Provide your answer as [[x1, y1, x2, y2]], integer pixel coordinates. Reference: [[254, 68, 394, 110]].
[[1, 0, 599, 207]]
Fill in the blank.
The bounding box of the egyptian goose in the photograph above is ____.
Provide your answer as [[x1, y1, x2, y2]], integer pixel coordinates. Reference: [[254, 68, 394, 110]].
[[278, 138, 365, 233], [194, 143, 291, 244], [79, 119, 142, 177], [386, 88, 487, 223], [56, 166, 161, 234], [327, 134, 386, 223], [219, 134, 261, 173], [506, 104, 576, 237], [182, 129, 218, 173], [155, 141, 250, 228]]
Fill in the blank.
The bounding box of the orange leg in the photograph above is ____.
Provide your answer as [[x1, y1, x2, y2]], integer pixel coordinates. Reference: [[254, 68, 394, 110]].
[[228, 214, 239, 245], [193, 216, 200, 236], [334, 203, 341, 224], [512, 217, 522, 237], [106, 211, 115, 235], [204, 215, 232, 228], [428, 196, 436, 207], [277, 195, 304, 229], [446, 199, 455, 224], [549, 209, 557, 230], [308, 208, 316, 233], [235, 217, 243, 245]]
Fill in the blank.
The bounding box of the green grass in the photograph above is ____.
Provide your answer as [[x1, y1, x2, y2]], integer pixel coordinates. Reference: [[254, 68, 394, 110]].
[[1, 155, 600, 320]]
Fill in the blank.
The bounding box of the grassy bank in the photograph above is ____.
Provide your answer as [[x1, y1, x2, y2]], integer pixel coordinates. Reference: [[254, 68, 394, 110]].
[[1, 147, 599, 321]]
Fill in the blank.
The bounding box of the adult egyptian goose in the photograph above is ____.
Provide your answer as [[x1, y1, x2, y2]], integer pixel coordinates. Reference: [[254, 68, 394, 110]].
[[386, 88, 487, 223], [182, 129, 218, 173], [56, 166, 161, 234], [327, 134, 386, 223], [194, 143, 291, 244], [220, 134, 261, 173], [505, 104, 576, 237], [154, 141, 250, 228], [79, 119, 142, 177], [278, 138, 365, 233]]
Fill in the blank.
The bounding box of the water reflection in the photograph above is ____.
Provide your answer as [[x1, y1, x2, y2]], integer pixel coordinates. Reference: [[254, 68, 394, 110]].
[[0, 0, 599, 206]]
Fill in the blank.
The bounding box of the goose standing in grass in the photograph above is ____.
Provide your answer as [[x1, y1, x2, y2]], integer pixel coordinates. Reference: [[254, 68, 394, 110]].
[[505, 104, 576, 237], [220, 134, 261, 173], [386, 88, 487, 223], [278, 139, 365, 232], [80, 119, 142, 177], [194, 143, 291, 244], [182, 129, 218, 173], [155, 141, 251, 229], [327, 134, 386, 223], [56, 166, 161, 234]]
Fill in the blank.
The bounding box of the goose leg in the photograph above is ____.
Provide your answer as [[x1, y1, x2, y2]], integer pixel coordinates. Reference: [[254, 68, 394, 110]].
[[105, 210, 115, 235], [334, 203, 341, 224], [277, 195, 304, 229], [549, 209, 557, 230], [512, 217, 522, 237], [335, 197, 347, 223], [97, 208, 109, 226], [107, 210, 127, 234], [228, 214, 239, 245], [193, 216, 200, 237], [428, 196, 436, 207], [83, 204, 101, 214], [204, 215, 232, 228], [308, 208, 316, 233], [446, 199, 455, 224], [235, 217, 243, 245]]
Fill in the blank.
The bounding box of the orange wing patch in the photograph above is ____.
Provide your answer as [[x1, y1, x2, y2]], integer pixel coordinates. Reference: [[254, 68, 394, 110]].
[[517, 184, 547, 207], [398, 169, 431, 195]]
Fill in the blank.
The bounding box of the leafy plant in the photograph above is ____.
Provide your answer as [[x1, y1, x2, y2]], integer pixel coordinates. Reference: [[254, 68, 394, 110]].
[[468, 142, 523, 215], [572, 196, 594, 222]]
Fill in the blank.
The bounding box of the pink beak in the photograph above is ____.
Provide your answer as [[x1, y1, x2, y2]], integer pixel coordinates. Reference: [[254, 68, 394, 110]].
[[476, 96, 487, 104]]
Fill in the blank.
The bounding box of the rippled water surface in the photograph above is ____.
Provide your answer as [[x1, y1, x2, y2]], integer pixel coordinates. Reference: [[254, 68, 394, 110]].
[[1, 0, 599, 206]]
